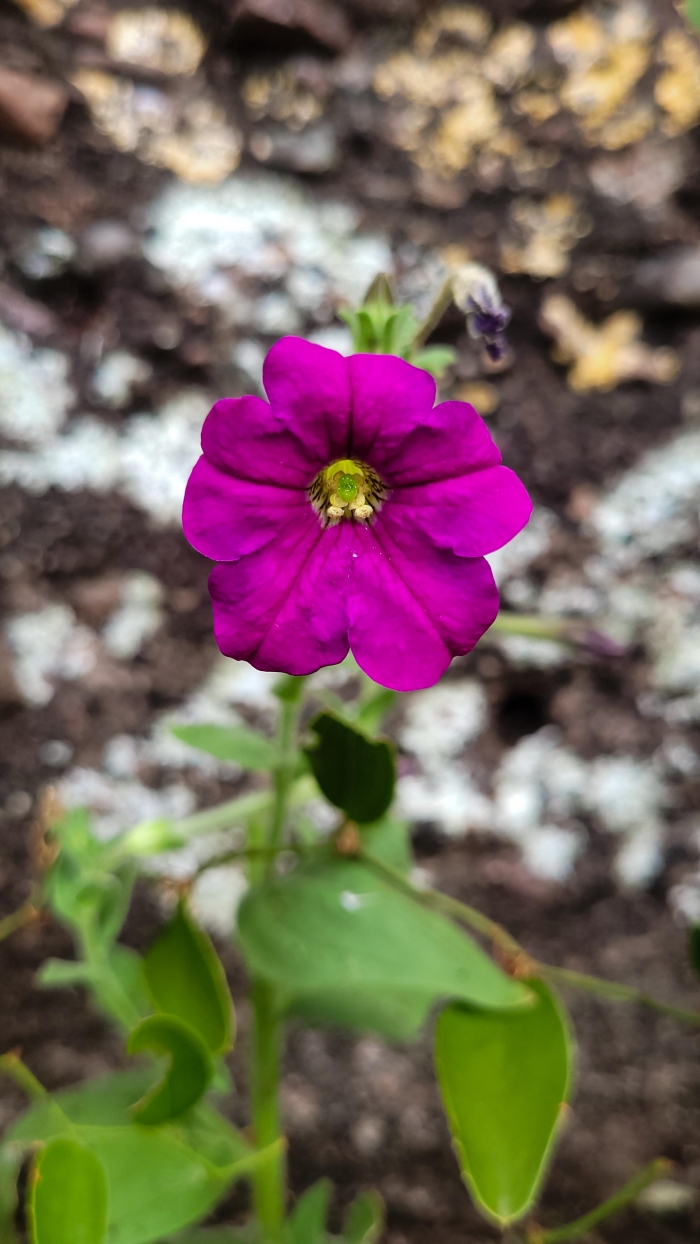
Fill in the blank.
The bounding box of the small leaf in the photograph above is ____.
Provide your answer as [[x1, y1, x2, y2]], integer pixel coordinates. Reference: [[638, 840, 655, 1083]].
[[28, 1137, 107, 1244], [688, 926, 700, 979], [356, 687, 395, 735], [684, 0, 700, 32], [305, 713, 395, 824], [128, 1015, 213, 1126], [411, 345, 457, 378], [172, 725, 279, 771], [435, 979, 573, 1226], [287, 1178, 332, 1244], [144, 902, 233, 1053], [343, 1190, 384, 1243], [238, 860, 528, 1040]]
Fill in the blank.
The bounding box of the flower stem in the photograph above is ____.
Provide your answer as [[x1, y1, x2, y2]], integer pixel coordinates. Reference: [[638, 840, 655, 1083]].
[[250, 977, 285, 1240], [411, 277, 454, 351], [527, 1158, 671, 1244], [249, 676, 305, 1238], [361, 849, 700, 1027], [268, 679, 304, 862]]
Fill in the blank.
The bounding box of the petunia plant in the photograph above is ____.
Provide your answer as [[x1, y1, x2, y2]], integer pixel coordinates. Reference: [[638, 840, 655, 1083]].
[[0, 273, 697, 1244]]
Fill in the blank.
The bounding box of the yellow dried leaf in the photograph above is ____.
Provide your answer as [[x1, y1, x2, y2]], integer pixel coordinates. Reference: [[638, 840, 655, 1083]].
[[540, 294, 680, 392], [106, 9, 206, 76]]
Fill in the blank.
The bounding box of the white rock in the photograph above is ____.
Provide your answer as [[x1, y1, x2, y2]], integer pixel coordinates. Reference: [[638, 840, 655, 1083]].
[[0, 325, 74, 445]]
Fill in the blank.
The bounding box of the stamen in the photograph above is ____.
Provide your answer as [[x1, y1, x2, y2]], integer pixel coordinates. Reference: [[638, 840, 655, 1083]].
[[309, 457, 385, 526]]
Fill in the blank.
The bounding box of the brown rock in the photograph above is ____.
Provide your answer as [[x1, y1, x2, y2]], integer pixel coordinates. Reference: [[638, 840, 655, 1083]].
[[0, 67, 68, 146], [0, 635, 22, 707], [229, 0, 352, 53]]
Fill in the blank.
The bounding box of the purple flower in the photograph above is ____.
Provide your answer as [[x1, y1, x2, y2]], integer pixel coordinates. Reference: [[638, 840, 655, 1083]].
[[183, 338, 531, 692]]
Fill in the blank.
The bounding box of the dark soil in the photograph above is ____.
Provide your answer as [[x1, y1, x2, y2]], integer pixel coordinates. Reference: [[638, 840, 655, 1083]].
[[1, 0, 700, 1240]]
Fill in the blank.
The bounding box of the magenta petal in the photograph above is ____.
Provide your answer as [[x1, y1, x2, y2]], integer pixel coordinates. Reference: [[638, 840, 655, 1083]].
[[373, 398, 502, 487], [347, 353, 437, 463], [389, 466, 533, 558], [263, 337, 352, 462], [209, 517, 352, 675], [347, 520, 499, 692], [183, 457, 308, 562], [201, 395, 318, 488]]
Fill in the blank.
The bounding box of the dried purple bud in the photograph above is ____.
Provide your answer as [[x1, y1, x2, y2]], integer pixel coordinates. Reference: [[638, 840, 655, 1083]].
[[450, 262, 511, 362]]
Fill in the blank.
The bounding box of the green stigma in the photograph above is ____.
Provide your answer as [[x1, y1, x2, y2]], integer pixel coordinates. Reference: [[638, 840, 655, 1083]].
[[336, 474, 358, 503]]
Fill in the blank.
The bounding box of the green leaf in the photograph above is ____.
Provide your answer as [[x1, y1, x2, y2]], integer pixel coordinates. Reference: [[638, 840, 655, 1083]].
[[0, 1143, 22, 1244], [343, 1190, 384, 1243], [144, 902, 234, 1054], [10, 1087, 259, 1244], [684, 0, 700, 32], [355, 687, 395, 736], [688, 926, 700, 978], [411, 345, 457, 378], [435, 979, 573, 1226], [305, 714, 395, 824], [172, 725, 278, 770], [237, 860, 529, 1040], [359, 818, 411, 874], [287, 1179, 332, 1244], [127, 1015, 213, 1126], [28, 1137, 108, 1244]]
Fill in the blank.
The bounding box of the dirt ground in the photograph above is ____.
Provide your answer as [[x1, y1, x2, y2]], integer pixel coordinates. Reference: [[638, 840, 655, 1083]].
[[1, 0, 700, 1239]]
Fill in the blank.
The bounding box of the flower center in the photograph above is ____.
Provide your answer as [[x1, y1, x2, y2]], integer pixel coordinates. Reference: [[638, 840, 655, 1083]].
[[309, 458, 385, 525]]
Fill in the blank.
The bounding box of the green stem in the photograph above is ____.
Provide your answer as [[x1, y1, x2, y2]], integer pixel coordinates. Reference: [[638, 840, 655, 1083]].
[[268, 689, 303, 862], [488, 613, 568, 641], [248, 675, 305, 1238], [0, 1052, 47, 1100], [361, 849, 700, 1027], [0, 901, 39, 945], [250, 979, 285, 1240], [528, 1159, 671, 1244], [411, 277, 454, 351], [540, 966, 700, 1028]]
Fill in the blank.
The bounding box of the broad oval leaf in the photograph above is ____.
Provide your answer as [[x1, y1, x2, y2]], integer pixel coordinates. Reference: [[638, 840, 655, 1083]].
[[237, 860, 528, 1040], [435, 979, 573, 1226], [28, 1136, 107, 1244], [305, 713, 395, 824], [172, 724, 279, 771], [144, 902, 233, 1053], [127, 1015, 213, 1126]]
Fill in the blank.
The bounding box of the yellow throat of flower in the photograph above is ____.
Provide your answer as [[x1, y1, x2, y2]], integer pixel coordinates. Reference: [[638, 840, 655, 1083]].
[[309, 458, 385, 525]]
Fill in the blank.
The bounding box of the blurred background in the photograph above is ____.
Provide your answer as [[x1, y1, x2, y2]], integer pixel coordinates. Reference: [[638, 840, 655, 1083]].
[[1, 0, 700, 1239]]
